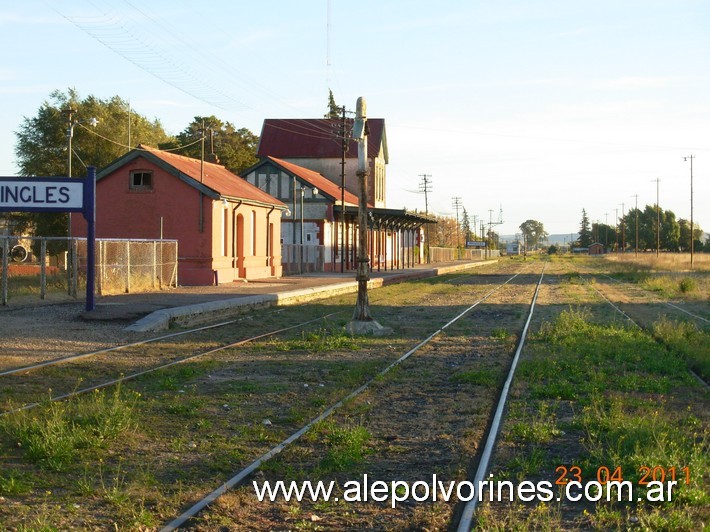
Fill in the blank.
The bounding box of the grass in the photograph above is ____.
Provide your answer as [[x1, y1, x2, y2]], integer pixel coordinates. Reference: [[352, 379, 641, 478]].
[[450, 368, 500, 387], [652, 318, 710, 382], [266, 327, 360, 352], [0, 385, 139, 471], [489, 307, 709, 530], [312, 419, 372, 474]]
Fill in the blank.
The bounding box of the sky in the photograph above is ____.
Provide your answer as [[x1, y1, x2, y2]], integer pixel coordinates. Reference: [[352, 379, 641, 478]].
[[1, 0, 708, 238]]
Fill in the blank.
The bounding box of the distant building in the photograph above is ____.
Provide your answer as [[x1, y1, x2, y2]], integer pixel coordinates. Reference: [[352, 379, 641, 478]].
[[506, 241, 521, 255], [589, 242, 604, 255], [73, 146, 286, 285]]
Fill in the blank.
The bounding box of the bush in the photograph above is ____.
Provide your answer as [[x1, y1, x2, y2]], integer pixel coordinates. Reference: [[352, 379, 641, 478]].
[[679, 277, 697, 293]]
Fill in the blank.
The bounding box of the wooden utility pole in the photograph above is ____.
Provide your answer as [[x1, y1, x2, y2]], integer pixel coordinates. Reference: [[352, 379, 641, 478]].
[[340, 106, 347, 272], [657, 180, 660, 256], [419, 174, 432, 263], [685, 155, 694, 269]]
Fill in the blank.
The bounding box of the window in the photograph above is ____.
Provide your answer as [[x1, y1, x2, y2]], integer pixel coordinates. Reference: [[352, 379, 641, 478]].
[[129, 171, 153, 191]]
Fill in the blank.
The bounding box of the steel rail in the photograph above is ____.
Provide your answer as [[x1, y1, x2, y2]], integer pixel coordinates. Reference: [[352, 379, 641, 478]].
[[159, 268, 530, 531], [585, 276, 709, 390], [597, 273, 709, 324], [1, 266, 520, 412], [0, 311, 343, 417], [455, 262, 546, 532], [0, 319, 240, 378]]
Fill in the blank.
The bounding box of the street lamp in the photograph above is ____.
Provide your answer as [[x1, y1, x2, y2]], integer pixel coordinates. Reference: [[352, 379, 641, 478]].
[[64, 108, 99, 178], [293, 179, 318, 274]]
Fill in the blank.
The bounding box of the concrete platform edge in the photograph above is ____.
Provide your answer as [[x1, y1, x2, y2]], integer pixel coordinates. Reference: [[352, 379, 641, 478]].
[[125, 260, 497, 332]]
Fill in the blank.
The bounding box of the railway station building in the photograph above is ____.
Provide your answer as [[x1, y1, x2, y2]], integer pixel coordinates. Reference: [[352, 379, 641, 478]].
[[72, 145, 287, 285], [249, 119, 435, 272]]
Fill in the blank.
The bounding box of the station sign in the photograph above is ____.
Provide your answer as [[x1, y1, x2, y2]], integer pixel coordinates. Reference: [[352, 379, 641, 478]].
[[0, 177, 85, 212], [0, 170, 97, 311], [467, 241, 487, 248]]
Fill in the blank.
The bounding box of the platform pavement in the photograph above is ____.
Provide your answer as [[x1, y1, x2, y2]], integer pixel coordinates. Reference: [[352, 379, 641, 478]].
[[76, 259, 499, 332]]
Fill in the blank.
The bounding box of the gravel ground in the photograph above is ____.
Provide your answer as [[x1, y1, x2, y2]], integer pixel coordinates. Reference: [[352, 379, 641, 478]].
[[0, 301, 144, 371]]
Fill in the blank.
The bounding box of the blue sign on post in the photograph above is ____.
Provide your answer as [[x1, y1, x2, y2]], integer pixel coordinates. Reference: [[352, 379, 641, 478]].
[[0, 167, 97, 311]]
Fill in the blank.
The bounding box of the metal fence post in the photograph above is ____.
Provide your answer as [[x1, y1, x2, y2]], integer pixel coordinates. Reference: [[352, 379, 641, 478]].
[[71, 239, 78, 298], [97, 240, 103, 296], [1, 238, 8, 306], [40, 238, 47, 300], [125, 241, 131, 293]]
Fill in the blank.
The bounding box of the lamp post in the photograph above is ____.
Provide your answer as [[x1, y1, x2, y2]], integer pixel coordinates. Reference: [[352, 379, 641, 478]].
[[299, 183, 318, 274], [64, 109, 99, 179]]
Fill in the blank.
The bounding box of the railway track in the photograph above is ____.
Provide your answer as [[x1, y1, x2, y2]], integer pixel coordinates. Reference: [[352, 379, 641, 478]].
[[3, 259, 703, 529], [584, 275, 710, 389], [156, 263, 547, 530], [593, 272, 709, 325], [0, 261, 580, 529], [0, 264, 530, 417]]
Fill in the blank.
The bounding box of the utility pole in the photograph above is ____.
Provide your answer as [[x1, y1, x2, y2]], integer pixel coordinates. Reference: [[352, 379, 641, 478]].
[[620, 202, 625, 253], [604, 212, 609, 249], [684, 155, 694, 269], [419, 174, 432, 263], [652, 178, 660, 256], [635, 201, 639, 256], [488, 209, 493, 259], [452, 197, 462, 259], [347, 97, 389, 335], [340, 105, 347, 272], [486, 207, 504, 258]]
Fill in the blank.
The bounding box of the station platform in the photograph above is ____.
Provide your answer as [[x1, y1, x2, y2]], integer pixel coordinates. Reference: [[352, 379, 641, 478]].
[[74, 260, 498, 332]]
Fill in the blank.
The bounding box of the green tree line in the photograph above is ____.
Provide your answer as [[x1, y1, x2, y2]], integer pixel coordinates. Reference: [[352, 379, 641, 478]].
[[585, 207, 706, 252], [8, 88, 259, 243]]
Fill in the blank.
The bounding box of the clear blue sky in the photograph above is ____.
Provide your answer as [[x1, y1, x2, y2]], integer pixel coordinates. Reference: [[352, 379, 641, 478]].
[[2, 0, 708, 237]]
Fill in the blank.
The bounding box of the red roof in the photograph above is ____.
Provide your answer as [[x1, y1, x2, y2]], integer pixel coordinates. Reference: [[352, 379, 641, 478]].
[[266, 156, 363, 206], [138, 145, 284, 207], [257, 118, 386, 161]]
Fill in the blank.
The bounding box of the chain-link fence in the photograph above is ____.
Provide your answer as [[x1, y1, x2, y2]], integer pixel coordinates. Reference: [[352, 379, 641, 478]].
[[77, 238, 178, 295], [1, 236, 178, 305]]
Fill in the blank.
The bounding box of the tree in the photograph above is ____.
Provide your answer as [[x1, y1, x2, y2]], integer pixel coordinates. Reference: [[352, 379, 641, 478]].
[[678, 218, 704, 252], [592, 221, 616, 249], [162, 115, 259, 175], [578, 209, 592, 247], [518, 219, 548, 249], [660, 209, 680, 251], [12, 88, 172, 248], [430, 215, 458, 247], [461, 207, 472, 243], [324, 89, 340, 119]]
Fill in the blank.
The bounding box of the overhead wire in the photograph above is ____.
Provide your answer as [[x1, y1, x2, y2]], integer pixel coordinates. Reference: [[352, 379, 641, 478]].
[[78, 122, 204, 152]]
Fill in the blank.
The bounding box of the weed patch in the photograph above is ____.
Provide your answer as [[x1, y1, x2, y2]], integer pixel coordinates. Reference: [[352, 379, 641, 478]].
[[1, 386, 140, 471]]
